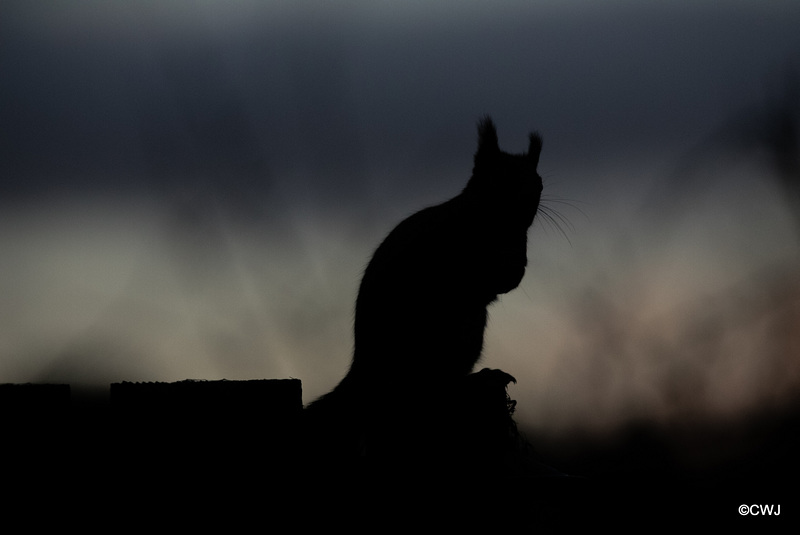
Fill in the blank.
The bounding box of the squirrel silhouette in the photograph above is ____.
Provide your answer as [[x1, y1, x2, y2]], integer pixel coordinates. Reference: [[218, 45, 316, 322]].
[[305, 117, 543, 464]]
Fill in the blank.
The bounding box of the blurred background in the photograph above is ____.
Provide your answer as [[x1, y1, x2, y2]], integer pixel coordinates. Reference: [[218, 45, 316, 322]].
[[2, 1, 799, 462]]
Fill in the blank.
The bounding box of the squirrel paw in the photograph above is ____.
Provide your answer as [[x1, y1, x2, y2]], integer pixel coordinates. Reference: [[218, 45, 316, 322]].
[[473, 367, 517, 387]]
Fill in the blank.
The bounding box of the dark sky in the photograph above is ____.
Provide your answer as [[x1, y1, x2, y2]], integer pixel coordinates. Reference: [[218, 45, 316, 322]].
[[1, 1, 799, 434]]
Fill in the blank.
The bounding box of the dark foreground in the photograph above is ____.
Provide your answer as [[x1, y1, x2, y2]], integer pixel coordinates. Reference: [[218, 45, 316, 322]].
[[1, 380, 796, 531]]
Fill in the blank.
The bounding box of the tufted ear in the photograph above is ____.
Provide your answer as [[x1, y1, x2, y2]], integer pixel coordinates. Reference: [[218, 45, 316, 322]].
[[476, 116, 499, 157], [528, 131, 543, 169]]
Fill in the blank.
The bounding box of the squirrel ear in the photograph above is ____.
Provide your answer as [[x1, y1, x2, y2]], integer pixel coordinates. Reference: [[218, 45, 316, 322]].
[[476, 116, 499, 156], [528, 132, 542, 169]]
